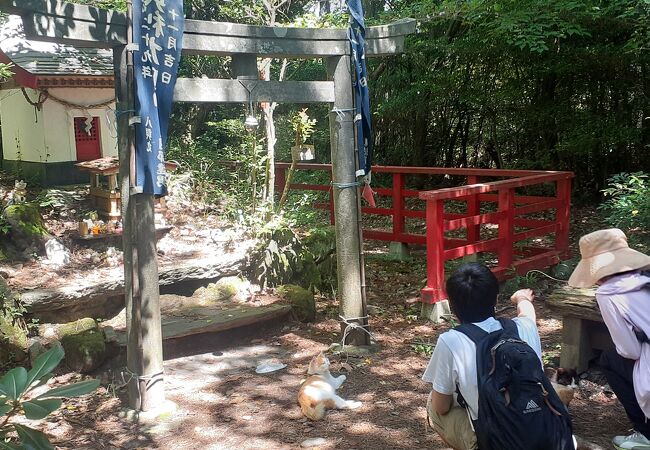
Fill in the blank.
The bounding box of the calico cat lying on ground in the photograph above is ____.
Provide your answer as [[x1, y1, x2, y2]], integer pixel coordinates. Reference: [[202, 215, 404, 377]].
[[297, 352, 362, 420], [545, 367, 579, 406]]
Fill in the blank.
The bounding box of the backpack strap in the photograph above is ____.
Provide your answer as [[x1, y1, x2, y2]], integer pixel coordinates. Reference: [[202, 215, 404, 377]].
[[454, 323, 489, 345], [497, 317, 521, 339]]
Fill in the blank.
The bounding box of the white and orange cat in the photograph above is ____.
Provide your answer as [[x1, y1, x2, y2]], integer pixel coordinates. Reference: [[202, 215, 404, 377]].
[[297, 352, 362, 420]]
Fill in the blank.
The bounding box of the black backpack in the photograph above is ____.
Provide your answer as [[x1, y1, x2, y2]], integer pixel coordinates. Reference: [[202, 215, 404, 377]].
[[455, 318, 574, 450]]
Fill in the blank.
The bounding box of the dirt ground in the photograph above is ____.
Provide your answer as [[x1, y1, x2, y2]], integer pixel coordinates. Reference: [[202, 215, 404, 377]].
[[27, 247, 631, 450], [0, 175, 634, 449]]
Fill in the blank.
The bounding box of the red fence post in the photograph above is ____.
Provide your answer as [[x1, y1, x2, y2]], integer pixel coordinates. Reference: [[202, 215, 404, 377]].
[[392, 172, 405, 240], [467, 175, 480, 245], [421, 199, 445, 304], [497, 188, 515, 273], [556, 177, 572, 259]]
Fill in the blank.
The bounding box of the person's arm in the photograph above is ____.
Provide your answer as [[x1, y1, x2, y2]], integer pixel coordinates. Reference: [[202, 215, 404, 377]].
[[422, 338, 456, 415], [511, 288, 536, 322], [429, 390, 453, 415]]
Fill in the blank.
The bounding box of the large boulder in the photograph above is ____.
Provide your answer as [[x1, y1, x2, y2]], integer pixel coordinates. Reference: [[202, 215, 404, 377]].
[[278, 284, 316, 322], [58, 318, 107, 373]]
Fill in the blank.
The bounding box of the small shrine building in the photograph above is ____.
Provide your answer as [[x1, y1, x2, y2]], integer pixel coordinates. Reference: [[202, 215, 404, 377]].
[[0, 15, 117, 185]]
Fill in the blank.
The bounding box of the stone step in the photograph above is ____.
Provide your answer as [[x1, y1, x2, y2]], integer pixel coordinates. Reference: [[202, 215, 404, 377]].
[[103, 301, 291, 346]]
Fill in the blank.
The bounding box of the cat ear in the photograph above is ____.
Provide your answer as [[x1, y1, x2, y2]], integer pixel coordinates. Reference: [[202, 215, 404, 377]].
[[308, 354, 321, 374]]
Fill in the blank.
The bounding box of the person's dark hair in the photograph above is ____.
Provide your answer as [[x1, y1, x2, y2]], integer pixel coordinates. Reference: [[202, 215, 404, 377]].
[[446, 263, 499, 323]]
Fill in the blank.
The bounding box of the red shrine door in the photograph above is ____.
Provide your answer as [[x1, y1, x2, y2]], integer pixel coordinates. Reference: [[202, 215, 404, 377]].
[[74, 117, 102, 161]]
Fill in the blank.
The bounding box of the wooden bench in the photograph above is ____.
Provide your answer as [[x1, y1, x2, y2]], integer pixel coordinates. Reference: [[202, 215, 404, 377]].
[[546, 286, 614, 372]]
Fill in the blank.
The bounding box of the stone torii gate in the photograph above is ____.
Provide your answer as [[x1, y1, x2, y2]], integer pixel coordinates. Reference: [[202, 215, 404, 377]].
[[1, 0, 415, 412]]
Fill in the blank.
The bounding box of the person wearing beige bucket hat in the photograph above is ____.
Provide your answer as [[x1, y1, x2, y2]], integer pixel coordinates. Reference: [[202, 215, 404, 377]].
[[568, 228, 650, 450]]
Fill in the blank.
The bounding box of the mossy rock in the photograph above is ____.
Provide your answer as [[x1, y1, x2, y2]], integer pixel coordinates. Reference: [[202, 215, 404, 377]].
[[3, 203, 48, 237], [58, 318, 106, 373], [195, 276, 243, 306], [57, 318, 98, 338], [2, 203, 50, 253], [0, 312, 28, 364], [278, 284, 315, 322], [0, 277, 28, 364]]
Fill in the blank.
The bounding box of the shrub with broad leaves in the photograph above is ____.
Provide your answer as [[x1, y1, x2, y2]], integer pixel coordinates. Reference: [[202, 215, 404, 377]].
[[600, 172, 650, 232], [0, 345, 100, 449]]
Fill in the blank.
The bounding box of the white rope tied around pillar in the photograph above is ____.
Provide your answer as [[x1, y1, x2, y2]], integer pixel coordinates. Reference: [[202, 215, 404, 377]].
[[339, 315, 373, 348], [331, 180, 364, 189], [330, 107, 356, 122], [120, 368, 164, 405]]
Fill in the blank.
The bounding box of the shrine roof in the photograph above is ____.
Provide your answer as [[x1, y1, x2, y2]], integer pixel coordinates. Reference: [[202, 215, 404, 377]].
[[0, 15, 113, 79]]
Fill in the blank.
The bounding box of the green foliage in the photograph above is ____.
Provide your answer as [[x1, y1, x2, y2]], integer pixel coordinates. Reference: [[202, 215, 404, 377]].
[[0, 346, 100, 449], [0, 217, 10, 237], [249, 218, 336, 291], [277, 284, 316, 322], [599, 172, 650, 232], [2, 204, 47, 238], [500, 270, 542, 302], [372, 0, 650, 199], [0, 63, 13, 82], [67, 0, 126, 11], [290, 109, 317, 145], [410, 338, 435, 356]]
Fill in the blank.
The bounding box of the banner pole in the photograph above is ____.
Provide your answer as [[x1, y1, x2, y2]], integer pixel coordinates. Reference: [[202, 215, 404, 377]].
[[129, 0, 166, 412]]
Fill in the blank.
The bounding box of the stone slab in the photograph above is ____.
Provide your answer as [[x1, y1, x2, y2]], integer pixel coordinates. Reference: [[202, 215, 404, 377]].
[[105, 302, 291, 346]]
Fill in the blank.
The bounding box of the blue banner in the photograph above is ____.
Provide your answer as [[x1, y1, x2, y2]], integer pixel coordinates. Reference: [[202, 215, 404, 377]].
[[347, 0, 373, 177], [133, 0, 184, 196]]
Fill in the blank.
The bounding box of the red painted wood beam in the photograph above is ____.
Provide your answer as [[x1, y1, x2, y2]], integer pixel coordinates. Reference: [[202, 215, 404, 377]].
[[273, 162, 558, 178], [445, 211, 504, 231], [419, 172, 574, 201], [443, 238, 502, 260], [492, 250, 563, 279], [402, 210, 425, 219], [422, 199, 445, 304]]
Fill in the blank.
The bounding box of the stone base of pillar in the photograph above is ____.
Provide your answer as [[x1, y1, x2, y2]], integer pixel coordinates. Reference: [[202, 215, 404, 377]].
[[389, 242, 410, 260], [420, 300, 451, 323]]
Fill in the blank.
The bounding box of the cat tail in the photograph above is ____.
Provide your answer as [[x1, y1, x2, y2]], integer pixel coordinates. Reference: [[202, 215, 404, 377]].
[[300, 399, 326, 421]]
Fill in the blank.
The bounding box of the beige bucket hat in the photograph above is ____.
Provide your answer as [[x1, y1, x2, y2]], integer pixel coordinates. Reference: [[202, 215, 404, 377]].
[[568, 228, 650, 288]]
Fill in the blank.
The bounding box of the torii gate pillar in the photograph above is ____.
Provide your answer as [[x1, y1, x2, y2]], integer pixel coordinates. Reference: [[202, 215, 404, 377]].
[[327, 55, 368, 345]]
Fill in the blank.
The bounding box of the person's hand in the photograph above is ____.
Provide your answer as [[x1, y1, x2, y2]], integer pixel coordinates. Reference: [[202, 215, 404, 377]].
[[510, 288, 534, 305]]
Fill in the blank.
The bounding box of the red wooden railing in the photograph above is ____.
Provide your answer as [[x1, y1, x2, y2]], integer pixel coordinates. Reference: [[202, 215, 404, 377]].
[[275, 163, 573, 304]]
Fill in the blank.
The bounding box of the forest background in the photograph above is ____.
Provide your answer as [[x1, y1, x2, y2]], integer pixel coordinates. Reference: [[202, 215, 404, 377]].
[[3, 0, 649, 245]]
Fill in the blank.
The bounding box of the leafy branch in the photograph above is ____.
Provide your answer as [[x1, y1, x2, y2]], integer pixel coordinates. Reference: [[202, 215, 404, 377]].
[[0, 346, 99, 449]]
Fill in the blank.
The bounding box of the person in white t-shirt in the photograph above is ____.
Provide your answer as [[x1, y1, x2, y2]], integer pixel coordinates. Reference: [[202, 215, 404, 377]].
[[422, 263, 541, 450]]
